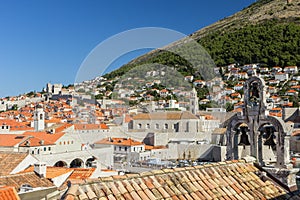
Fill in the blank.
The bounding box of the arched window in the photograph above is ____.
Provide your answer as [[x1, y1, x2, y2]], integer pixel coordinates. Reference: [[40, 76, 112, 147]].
[[40, 113, 43, 120], [164, 124, 168, 129], [155, 124, 159, 129]]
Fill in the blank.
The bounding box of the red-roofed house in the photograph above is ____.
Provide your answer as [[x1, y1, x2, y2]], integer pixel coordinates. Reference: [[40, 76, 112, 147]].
[[275, 72, 288, 82], [234, 84, 243, 91], [184, 75, 194, 82], [23, 130, 82, 155], [291, 85, 300, 91], [95, 137, 145, 162], [286, 90, 298, 96], [284, 66, 298, 74], [193, 80, 206, 87], [159, 89, 169, 97]]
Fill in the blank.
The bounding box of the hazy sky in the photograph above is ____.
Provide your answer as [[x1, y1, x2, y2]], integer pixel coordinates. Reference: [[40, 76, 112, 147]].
[[0, 0, 255, 97]]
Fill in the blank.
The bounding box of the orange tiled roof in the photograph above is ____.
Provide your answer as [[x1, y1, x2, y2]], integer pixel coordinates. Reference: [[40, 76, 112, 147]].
[[54, 123, 73, 133], [20, 165, 73, 179], [145, 145, 167, 150], [67, 168, 95, 180], [62, 160, 288, 200], [0, 152, 29, 176], [232, 108, 243, 113], [23, 131, 65, 143], [292, 129, 300, 136], [19, 137, 55, 147], [270, 107, 282, 111], [0, 186, 20, 200], [0, 135, 31, 147], [74, 123, 108, 130], [45, 118, 62, 123], [0, 172, 54, 191], [132, 111, 198, 120], [95, 137, 143, 146], [124, 114, 132, 123]]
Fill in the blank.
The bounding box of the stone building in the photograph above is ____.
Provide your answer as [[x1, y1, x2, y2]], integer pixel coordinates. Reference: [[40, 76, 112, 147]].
[[224, 76, 298, 191]]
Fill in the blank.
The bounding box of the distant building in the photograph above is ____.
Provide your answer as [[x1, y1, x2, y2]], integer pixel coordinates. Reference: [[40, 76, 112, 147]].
[[46, 83, 62, 95], [274, 72, 288, 82]]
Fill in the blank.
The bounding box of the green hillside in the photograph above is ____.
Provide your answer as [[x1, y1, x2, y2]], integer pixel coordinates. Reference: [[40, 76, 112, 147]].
[[104, 0, 300, 79]]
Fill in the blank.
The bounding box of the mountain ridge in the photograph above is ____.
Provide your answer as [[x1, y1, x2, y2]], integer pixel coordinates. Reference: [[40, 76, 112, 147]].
[[104, 0, 300, 79]]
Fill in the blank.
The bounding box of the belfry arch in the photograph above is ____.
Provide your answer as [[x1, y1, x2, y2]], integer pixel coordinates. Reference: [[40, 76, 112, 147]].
[[224, 76, 298, 190], [225, 77, 290, 167]]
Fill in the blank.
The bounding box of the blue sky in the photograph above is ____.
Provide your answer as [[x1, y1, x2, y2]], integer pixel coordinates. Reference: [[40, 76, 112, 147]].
[[0, 0, 255, 97]]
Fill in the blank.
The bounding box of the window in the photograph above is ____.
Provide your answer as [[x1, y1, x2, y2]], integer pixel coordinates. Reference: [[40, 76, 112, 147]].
[[59, 142, 62, 145], [119, 147, 121, 151], [164, 124, 168, 129], [174, 123, 179, 132], [48, 147, 51, 151], [67, 141, 70, 145], [155, 124, 159, 129], [40, 113, 43, 120], [186, 122, 189, 132], [125, 147, 127, 151], [44, 147, 46, 151], [71, 141, 74, 144], [31, 151, 34, 154], [146, 124, 150, 129], [64, 141, 66, 145], [133, 147, 136, 151], [137, 123, 142, 129]]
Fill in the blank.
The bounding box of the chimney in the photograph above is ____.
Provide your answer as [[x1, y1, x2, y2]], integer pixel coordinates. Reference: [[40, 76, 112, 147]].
[[34, 162, 47, 178]]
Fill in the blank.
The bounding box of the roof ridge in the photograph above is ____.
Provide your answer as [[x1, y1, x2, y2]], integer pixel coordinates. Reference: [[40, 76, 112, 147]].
[[0, 171, 35, 178]]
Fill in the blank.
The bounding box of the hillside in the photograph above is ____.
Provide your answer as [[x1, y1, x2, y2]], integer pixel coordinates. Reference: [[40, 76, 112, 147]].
[[192, 0, 300, 38], [104, 0, 300, 79]]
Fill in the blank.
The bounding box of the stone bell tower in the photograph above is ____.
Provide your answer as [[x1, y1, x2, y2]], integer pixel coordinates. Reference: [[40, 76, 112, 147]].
[[189, 87, 199, 115], [225, 76, 298, 191], [34, 104, 45, 131]]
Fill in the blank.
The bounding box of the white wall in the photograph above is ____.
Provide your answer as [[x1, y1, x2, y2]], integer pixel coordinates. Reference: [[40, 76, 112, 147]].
[[51, 171, 73, 187], [10, 154, 38, 174]]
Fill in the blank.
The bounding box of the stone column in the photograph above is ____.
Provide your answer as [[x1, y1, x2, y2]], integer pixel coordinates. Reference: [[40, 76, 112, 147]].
[[284, 135, 291, 166], [248, 119, 258, 160], [258, 133, 263, 166], [226, 128, 233, 160], [233, 130, 239, 160], [276, 131, 285, 168]]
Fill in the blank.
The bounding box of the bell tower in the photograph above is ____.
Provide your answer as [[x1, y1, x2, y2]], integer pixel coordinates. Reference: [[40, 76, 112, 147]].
[[225, 76, 298, 191], [189, 87, 199, 114], [34, 105, 45, 131]]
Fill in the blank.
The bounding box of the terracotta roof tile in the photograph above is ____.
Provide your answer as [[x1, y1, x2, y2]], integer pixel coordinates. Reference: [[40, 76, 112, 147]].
[[95, 137, 143, 146], [20, 165, 73, 179], [0, 172, 55, 190], [132, 111, 198, 120], [23, 131, 65, 143], [0, 152, 29, 176], [0, 186, 20, 200], [62, 161, 290, 200]]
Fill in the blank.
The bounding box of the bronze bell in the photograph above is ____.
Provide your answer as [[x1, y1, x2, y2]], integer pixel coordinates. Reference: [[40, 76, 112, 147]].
[[239, 131, 250, 145], [264, 132, 276, 147]]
